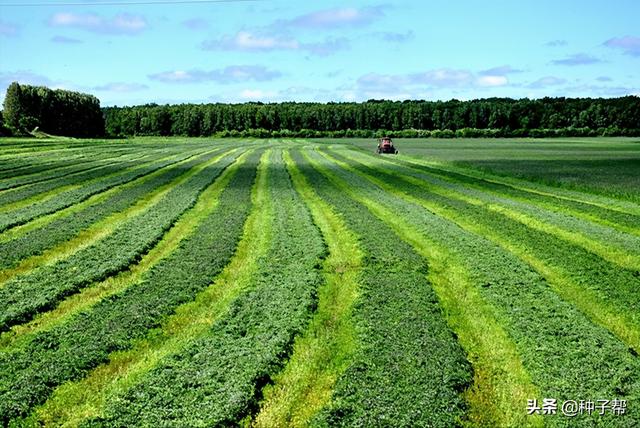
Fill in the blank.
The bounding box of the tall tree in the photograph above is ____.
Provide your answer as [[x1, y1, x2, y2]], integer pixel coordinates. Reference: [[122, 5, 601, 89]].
[[2, 82, 23, 132]]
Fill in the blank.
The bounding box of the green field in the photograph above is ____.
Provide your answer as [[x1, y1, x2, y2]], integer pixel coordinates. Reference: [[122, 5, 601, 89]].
[[0, 137, 639, 427]]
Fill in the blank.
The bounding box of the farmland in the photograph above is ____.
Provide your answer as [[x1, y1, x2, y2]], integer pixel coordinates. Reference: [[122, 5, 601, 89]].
[[0, 137, 639, 427]]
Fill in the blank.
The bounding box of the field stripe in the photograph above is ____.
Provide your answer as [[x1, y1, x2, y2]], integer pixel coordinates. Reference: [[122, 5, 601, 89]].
[[0, 148, 248, 351], [0, 145, 178, 204], [0, 148, 232, 287], [0, 145, 132, 178], [345, 146, 640, 238], [0, 148, 244, 332], [304, 148, 541, 428], [327, 149, 640, 355], [324, 149, 640, 352], [0, 150, 153, 210], [314, 149, 640, 426], [252, 149, 363, 427], [0, 143, 181, 183], [0, 148, 136, 191], [0, 153, 158, 227], [335, 148, 640, 272], [340, 145, 640, 236], [0, 149, 263, 423], [394, 152, 640, 217], [0, 146, 211, 243], [30, 149, 268, 427], [0, 145, 220, 270], [0, 147, 209, 233], [78, 149, 325, 426]]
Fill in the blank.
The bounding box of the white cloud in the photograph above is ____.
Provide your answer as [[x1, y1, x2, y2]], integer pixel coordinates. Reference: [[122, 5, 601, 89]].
[[93, 82, 148, 92], [202, 31, 299, 51], [545, 39, 568, 47], [149, 66, 282, 84], [551, 53, 602, 66], [357, 67, 514, 92], [48, 12, 146, 35], [563, 84, 639, 97], [527, 76, 567, 88], [410, 69, 474, 87], [302, 37, 349, 56], [202, 31, 348, 56], [349, 66, 522, 100], [282, 6, 386, 29], [479, 65, 523, 76], [151, 70, 191, 82], [477, 75, 508, 87], [239, 89, 278, 100], [376, 30, 414, 43]]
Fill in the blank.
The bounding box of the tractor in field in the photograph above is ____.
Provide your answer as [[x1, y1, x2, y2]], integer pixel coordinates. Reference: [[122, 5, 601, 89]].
[[376, 137, 398, 154]]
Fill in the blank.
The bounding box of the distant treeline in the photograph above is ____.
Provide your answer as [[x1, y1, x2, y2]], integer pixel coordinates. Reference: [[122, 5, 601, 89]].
[[103, 96, 640, 138], [2, 82, 639, 138], [2, 82, 104, 137]]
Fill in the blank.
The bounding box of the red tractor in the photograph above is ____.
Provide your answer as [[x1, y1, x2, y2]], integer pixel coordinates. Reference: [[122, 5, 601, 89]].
[[376, 137, 398, 154]]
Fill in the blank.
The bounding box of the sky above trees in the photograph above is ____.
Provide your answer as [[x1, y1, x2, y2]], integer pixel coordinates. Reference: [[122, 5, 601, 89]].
[[1, 0, 639, 106]]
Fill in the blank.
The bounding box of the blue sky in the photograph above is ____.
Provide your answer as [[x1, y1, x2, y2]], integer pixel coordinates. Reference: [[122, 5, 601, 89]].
[[1, 0, 639, 106]]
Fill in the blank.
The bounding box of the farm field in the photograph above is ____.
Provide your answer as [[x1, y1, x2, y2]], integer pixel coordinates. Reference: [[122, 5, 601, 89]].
[[0, 136, 639, 427]]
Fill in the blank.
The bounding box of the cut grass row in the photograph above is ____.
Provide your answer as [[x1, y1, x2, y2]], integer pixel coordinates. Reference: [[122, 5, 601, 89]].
[[0, 149, 242, 331], [334, 148, 640, 271], [0, 143, 132, 177], [302, 147, 535, 427], [252, 149, 363, 427], [390, 150, 640, 217], [294, 148, 474, 427], [0, 150, 134, 191], [0, 149, 263, 423], [315, 148, 640, 426], [332, 148, 640, 353], [0, 145, 231, 244], [0, 145, 220, 272], [0, 150, 245, 351], [344, 147, 640, 243], [0, 149, 153, 208], [0, 147, 223, 286], [0, 148, 206, 233], [81, 149, 326, 426], [346, 146, 640, 260], [30, 149, 270, 426], [2, 139, 637, 426]]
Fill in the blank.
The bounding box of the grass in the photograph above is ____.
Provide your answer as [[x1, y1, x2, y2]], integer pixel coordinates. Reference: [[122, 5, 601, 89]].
[[0, 146, 210, 244], [0, 150, 150, 214], [343, 137, 640, 203], [335, 148, 640, 271], [80, 149, 325, 426], [0, 149, 244, 351], [0, 148, 231, 286], [1, 136, 639, 427], [31, 149, 267, 426], [331, 147, 640, 354], [252, 149, 363, 427], [307, 148, 540, 427], [315, 147, 640, 426]]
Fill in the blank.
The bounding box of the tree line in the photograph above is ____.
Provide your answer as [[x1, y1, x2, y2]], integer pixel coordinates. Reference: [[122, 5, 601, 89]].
[[103, 96, 640, 138], [2, 82, 104, 138], [1, 81, 639, 138]]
